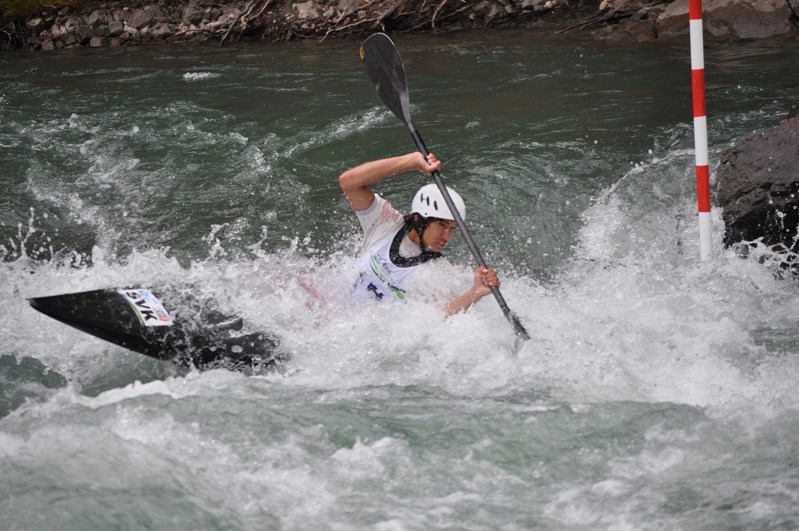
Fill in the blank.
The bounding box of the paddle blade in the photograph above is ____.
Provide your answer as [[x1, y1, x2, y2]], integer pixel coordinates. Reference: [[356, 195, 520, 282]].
[[510, 312, 530, 341], [360, 33, 412, 126]]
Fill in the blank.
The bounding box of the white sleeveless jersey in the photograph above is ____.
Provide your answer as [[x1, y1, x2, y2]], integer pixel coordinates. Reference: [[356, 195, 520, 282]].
[[351, 195, 441, 303], [351, 223, 441, 302]]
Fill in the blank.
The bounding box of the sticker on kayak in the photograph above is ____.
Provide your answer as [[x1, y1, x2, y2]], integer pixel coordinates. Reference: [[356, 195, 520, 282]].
[[118, 289, 173, 327]]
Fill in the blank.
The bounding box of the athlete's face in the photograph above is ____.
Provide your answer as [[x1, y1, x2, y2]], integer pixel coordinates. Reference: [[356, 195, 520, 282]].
[[423, 219, 457, 252]]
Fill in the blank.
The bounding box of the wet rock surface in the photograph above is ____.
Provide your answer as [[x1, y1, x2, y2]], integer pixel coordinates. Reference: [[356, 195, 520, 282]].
[[716, 109, 799, 259]]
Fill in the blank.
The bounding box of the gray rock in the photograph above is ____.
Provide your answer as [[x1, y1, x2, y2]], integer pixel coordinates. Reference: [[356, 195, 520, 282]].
[[182, 1, 207, 24], [112, 9, 129, 23], [337, 0, 361, 16], [294, 1, 320, 20], [128, 6, 161, 30], [26, 18, 45, 32], [108, 21, 125, 37], [151, 23, 176, 38], [69, 21, 93, 44], [705, 0, 792, 39], [657, 0, 795, 39], [86, 10, 107, 27], [716, 112, 799, 250]]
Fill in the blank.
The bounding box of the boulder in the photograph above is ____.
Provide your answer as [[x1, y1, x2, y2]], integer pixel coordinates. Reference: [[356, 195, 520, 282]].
[[26, 17, 45, 32], [151, 23, 177, 39], [128, 6, 161, 30], [183, 1, 210, 24], [86, 9, 106, 27], [72, 21, 93, 44], [716, 111, 799, 252], [107, 20, 125, 37], [705, 0, 793, 39], [113, 9, 129, 23], [624, 18, 658, 42], [657, 0, 795, 39], [337, 0, 361, 16], [294, 1, 320, 20]]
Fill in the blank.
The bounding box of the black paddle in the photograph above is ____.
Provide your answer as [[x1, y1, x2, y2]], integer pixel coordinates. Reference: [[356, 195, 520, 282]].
[[359, 32, 530, 341]]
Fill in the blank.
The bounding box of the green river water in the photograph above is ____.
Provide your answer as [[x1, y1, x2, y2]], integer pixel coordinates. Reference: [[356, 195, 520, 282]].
[[1, 31, 798, 530]]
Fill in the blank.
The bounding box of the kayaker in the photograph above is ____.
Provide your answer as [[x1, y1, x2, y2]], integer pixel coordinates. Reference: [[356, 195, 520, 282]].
[[339, 151, 500, 315]]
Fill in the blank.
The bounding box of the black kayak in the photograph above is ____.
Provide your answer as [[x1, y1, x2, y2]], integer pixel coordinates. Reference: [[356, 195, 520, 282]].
[[29, 286, 282, 371]]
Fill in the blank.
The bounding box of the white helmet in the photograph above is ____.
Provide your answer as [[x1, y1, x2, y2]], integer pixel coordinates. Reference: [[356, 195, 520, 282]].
[[411, 183, 466, 221]]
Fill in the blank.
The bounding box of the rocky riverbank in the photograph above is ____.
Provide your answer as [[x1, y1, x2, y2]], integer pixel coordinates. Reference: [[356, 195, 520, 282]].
[[1, 0, 797, 52]]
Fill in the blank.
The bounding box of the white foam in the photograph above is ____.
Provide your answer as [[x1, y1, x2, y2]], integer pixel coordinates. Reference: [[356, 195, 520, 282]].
[[0, 432, 25, 458], [182, 72, 220, 81]]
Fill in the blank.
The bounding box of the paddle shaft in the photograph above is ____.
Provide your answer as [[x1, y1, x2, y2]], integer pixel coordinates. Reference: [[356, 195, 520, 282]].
[[408, 126, 529, 340]]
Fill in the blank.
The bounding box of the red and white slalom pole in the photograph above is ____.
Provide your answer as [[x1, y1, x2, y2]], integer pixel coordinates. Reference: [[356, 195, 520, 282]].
[[690, 0, 712, 261]]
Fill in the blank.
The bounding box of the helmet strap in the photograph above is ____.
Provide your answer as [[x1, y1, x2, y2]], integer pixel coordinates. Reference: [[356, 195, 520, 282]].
[[403, 213, 432, 253]]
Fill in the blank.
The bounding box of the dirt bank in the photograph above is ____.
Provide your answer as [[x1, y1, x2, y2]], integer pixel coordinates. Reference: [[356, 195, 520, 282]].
[[2, 0, 797, 52]]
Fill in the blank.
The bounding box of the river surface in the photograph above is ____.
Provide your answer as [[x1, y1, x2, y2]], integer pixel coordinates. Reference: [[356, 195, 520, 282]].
[[2, 31, 799, 530]]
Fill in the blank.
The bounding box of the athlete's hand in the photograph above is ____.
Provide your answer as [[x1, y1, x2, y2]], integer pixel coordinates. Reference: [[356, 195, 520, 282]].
[[414, 151, 441, 175], [473, 266, 500, 298], [444, 266, 500, 317]]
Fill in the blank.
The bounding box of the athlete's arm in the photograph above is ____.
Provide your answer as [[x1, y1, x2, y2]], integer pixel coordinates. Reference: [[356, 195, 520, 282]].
[[339, 152, 441, 211], [444, 266, 500, 316]]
